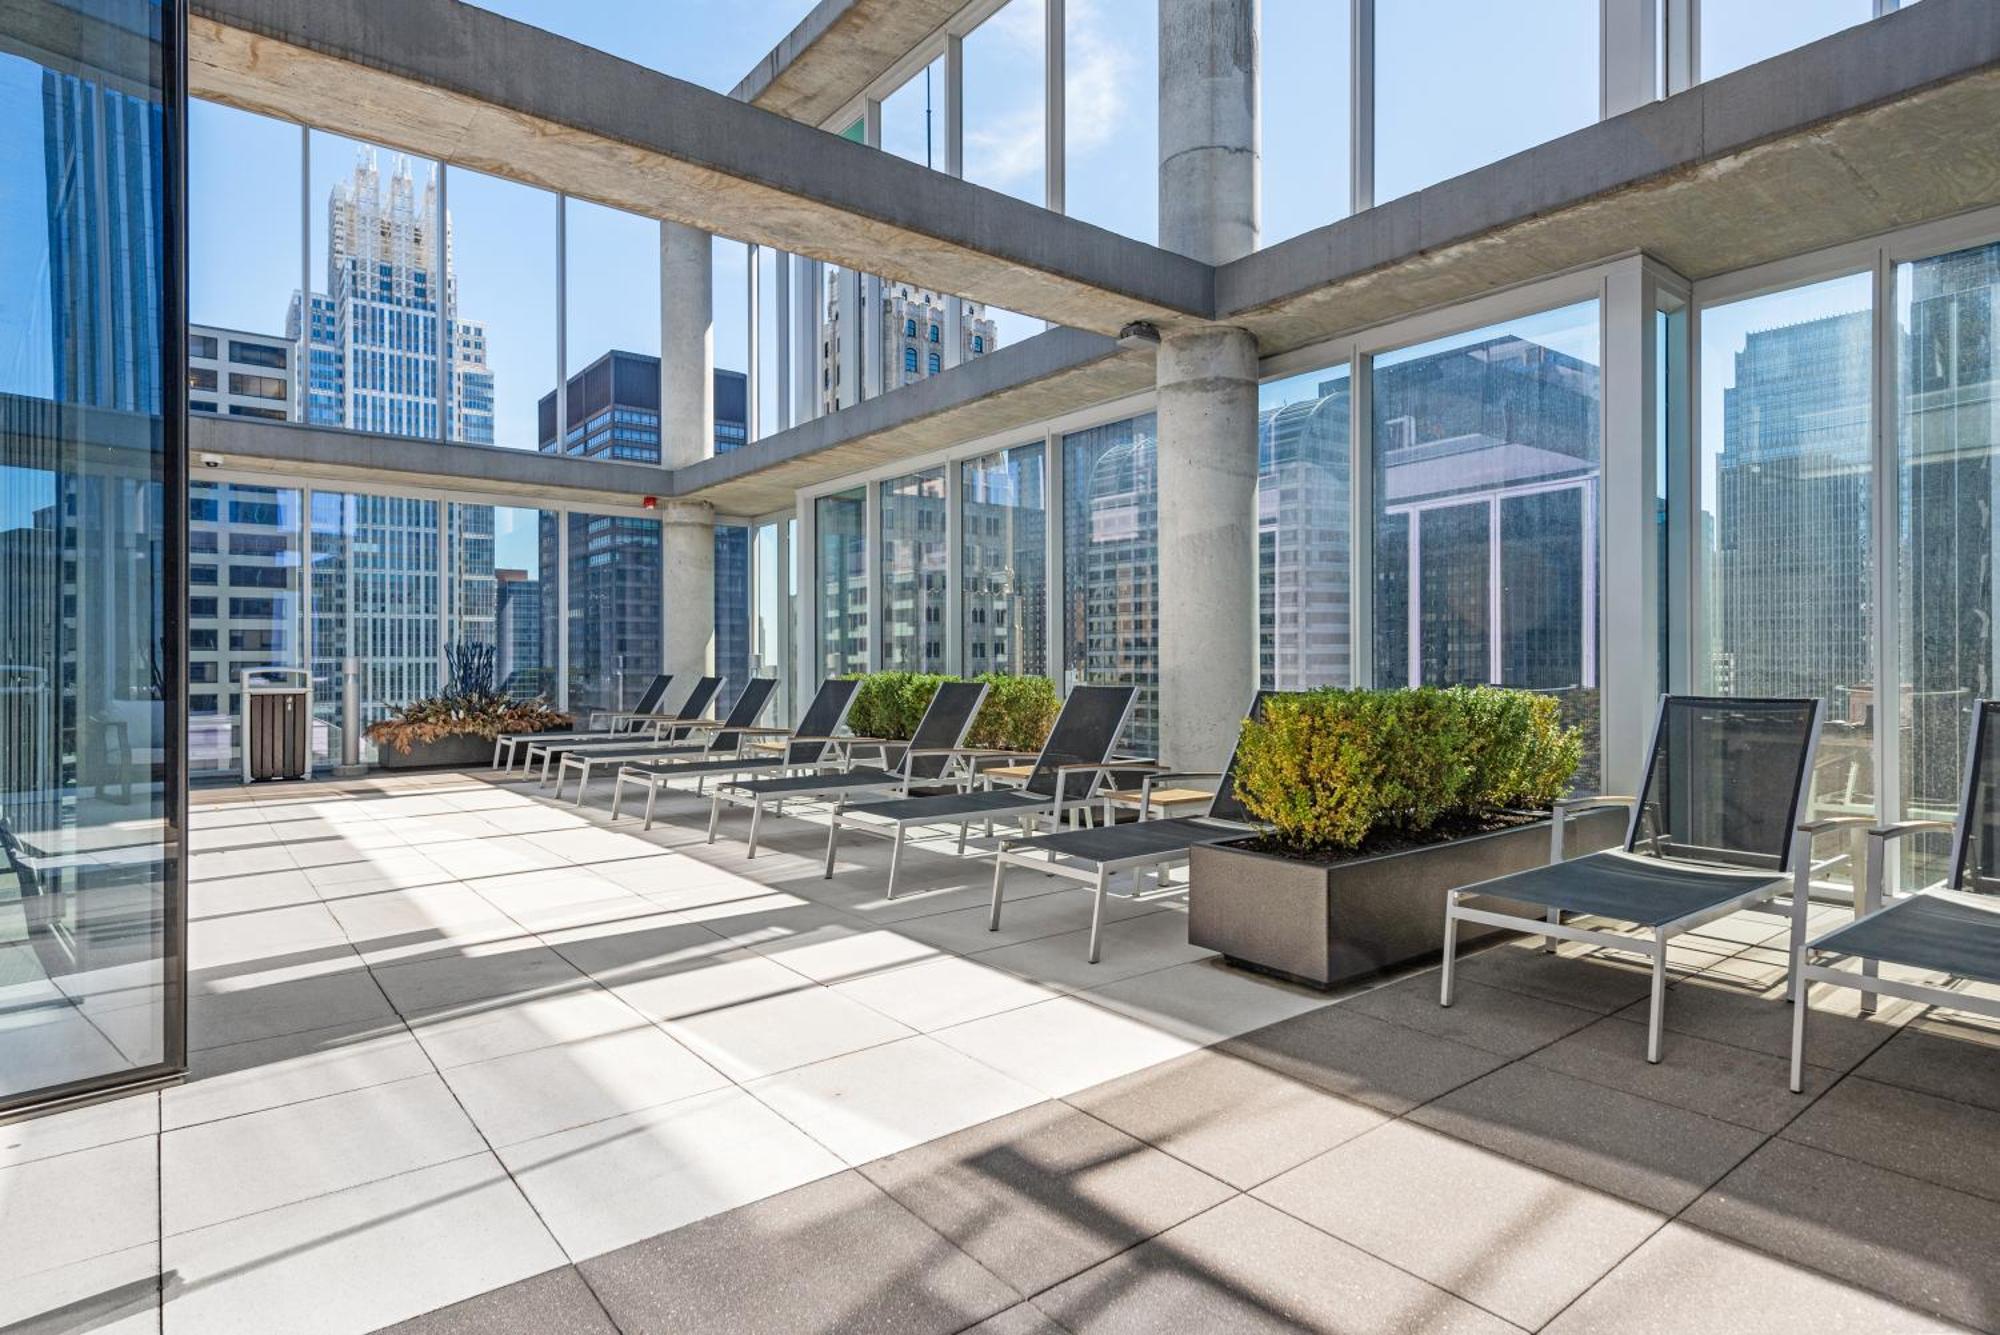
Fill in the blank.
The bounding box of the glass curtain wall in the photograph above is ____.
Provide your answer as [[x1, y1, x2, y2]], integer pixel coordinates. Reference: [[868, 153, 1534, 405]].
[[188, 484, 305, 776], [1697, 274, 1873, 829], [0, 0, 181, 1111], [962, 443, 1048, 677], [1371, 302, 1603, 783], [1259, 366, 1352, 688], [753, 521, 783, 683], [715, 524, 753, 709], [1701, 1, 1876, 81], [189, 100, 300, 368], [565, 512, 663, 719], [311, 492, 442, 763], [1063, 415, 1161, 754], [963, 0, 1045, 353], [880, 469, 949, 672], [817, 489, 869, 681], [1897, 239, 2000, 884], [463, 506, 556, 700]]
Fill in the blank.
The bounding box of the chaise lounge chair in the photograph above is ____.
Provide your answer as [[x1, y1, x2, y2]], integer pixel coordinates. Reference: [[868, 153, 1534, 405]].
[[1791, 698, 2000, 1090], [491, 672, 671, 770], [1439, 695, 1828, 1064], [988, 692, 1273, 963], [524, 676, 722, 783], [824, 683, 1140, 900], [554, 676, 775, 803], [707, 679, 993, 856]]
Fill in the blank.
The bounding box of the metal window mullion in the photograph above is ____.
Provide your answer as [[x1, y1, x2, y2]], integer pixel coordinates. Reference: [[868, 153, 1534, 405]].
[[773, 251, 791, 433], [1872, 246, 1901, 859], [556, 509, 569, 712], [556, 195, 568, 443], [1350, 0, 1374, 214], [1349, 349, 1373, 687], [1045, 0, 1064, 215], [1665, 0, 1696, 92], [299, 122, 310, 423], [1601, 0, 1661, 118], [943, 32, 966, 370], [436, 162, 449, 443], [436, 499, 450, 687], [747, 243, 761, 441], [945, 459, 965, 674], [1046, 425, 1064, 687], [1486, 495, 1502, 685]]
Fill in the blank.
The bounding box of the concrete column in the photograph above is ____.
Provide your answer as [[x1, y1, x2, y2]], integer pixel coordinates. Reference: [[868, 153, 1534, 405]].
[[1156, 326, 1259, 769], [661, 224, 715, 685], [660, 221, 713, 468], [661, 500, 717, 688], [1158, 0, 1258, 264]]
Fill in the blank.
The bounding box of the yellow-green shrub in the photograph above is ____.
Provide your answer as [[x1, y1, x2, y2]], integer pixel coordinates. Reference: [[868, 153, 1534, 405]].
[[843, 671, 1059, 750], [845, 672, 952, 740], [1232, 686, 1582, 856]]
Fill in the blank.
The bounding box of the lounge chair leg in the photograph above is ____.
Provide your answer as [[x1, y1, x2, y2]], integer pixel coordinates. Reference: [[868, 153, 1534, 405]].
[[956, 821, 969, 856], [1440, 895, 1460, 1007], [747, 800, 765, 857], [886, 831, 903, 900], [989, 855, 1007, 931], [610, 781, 624, 822], [706, 792, 722, 842], [1646, 932, 1667, 1064], [1544, 904, 1561, 953], [1859, 957, 1879, 1016], [823, 816, 841, 879], [643, 783, 658, 831], [574, 766, 588, 806], [1088, 866, 1109, 964], [1789, 957, 1810, 1094]]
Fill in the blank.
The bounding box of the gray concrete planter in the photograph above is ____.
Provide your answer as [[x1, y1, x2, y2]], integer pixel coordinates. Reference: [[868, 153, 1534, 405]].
[[1187, 806, 1626, 990], [374, 733, 499, 771]]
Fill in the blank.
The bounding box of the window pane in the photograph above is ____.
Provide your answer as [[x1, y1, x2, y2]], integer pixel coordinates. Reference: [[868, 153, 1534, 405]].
[[716, 524, 752, 710], [1897, 240, 2000, 886], [310, 491, 442, 764], [880, 468, 949, 672], [1375, 0, 1597, 205], [1701, 0, 1874, 82], [964, 0, 1045, 207], [189, 484, 305, 777], [566, 512, 662, 718], [1064, 415, 1160, 754], [1372, 301, 1601, 782], [190, 100, 301, 358], [1259, 365, 1351, 687], [308, 133, 442, 439], [565, 199, 659, 444], [1698, 273, 1872, 833], [882, 58, 944, 169], [963, 442, 1048, 677], [754, 520, 782, 681], [465, 506, 555, 700], [714, 236, 749, 450], [1261, 0, 1350, 246], [445, 168, 554, 449], [817, 488, 869, 680], [1065, 0, 1156, 243]]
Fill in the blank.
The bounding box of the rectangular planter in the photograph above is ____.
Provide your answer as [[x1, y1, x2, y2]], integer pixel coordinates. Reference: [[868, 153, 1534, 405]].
[[375, 733, 500, 771], [1187, 805, 1626, 990]]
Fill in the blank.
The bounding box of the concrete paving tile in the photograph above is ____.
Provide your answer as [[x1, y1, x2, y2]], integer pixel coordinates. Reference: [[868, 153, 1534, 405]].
[[1347, 971, 1601, 1057], [860, 1101, 1234, 1297], [832, 954, 1063, 1032], [1656, 972, 1911, 1072], [187, 966, 394, 1051], [663, 978, 915, 1081], [1449, 937, 1658, 1012], [578, 1170, 1017, 1334], [0, 1137, 158, 1285], [440, 1024, 729, 1147], [1035, 1194, 1517, 1334], [1543, 1220, 1966, 1334], [959, 1304, 1071, 1335], [1074, 957, 1331, 1044], [1408, 1062, 1767, 1214], [0, 1091, 157, 1169], [1851, 1014, 2000, 1114], [165, 1023, 430, 1130], [0, 1243, 160, 1334], [1067, 1047, 1387, 1191], [406, 987, 648, 1070], [1685, 1138, 2000, 1333], [1781, 1075, 2000, 1204], [1254, 1119, 1664, 1330], [1217, 1005, 1509, 1115], [935, 996, 1201, 1100], [369, 941, 592, 1015], [375, 1265, 617, 1335]]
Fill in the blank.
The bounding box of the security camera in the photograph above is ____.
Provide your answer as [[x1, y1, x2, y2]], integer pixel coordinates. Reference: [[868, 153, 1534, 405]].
[[199, 453, 224, 469]]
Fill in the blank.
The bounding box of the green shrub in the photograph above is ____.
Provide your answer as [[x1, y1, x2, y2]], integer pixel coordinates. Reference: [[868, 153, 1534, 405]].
[[1232, 686, 1582, 856], [968, 673, 1060, 750], [845, 672, 953, 740]]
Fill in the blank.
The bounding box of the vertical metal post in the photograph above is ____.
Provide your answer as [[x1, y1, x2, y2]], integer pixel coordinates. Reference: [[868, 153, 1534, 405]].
[[436, 162, 450, 442], [747, 244, 761, 441], [556, 509, 570, 712], [1601, 0, 1661, 118], [1664, 0, 1696, 93], [943, 32, 966, 370], [1349, 0, 1374, 214], [336, 656, 363, 775], [945, 455, 965, 675], [1045, 0, 1065, 214], [1871, 245, 1900, 873], [1349, 347, 1374, 688], [556, 195, 568, 446], [775, 250, 792, 433], [299, 122, 311, 423], [1046, 426, 1065, 687]]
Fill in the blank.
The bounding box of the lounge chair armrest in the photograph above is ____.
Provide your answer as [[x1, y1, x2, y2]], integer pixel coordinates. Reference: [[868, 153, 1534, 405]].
[[1795, 816, 1874, 836], [1553, 795, 1638, 814], [1865, 820, 1955, 842], [1056, 760, 1162, 772]]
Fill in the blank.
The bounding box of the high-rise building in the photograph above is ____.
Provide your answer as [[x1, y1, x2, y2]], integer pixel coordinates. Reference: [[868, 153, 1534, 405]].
[[820, 279, 998, 413], [1258, 377, 1351, 690], [493, 568, 547, 698]]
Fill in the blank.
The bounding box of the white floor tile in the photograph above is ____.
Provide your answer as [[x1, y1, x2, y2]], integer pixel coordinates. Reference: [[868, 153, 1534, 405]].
[[441, 1023, 729, 1147], [500, 1086, 845, 1261], [1078, 957, 1333, 1044], [369, 940, 589, 1014], [0, 1091, 156, 1170], [187, 903, 351, 974], [188, 967, 392, 1051], [895, 892, 1167, 957], [165, 1026, 431, 1131], [747, 1034, 1043, 1165], [0, 1243, 160, 1333], [660, 980, 914, 1081], [831, 954, 1062, 1032], [406, 987, 644, 1069], [968, 905, 1212, 992], [0, 1136, 158, 1284], [739, 922, 944, 985], [934, 995, 1202, 1099]]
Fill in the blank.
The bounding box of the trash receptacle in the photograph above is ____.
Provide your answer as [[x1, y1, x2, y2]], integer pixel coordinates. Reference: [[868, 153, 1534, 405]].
[[241, 668, 312, 784]]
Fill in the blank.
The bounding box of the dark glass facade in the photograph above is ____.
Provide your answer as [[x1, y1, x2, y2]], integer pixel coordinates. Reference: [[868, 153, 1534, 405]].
[[0, 0, 185, 1112]]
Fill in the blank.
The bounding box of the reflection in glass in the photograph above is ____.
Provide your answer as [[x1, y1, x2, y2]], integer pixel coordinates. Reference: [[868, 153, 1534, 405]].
[[311, 492, 442, 764], [1063, 415, 1160, 754], [716, 524, 753, 710], [566, 512, 663, 720], [1, 4, 178, 1110], [1898, 241, 2000, 885], [188, 484, 305, 776], [880, 469, 949, 672], [963, 443, 1048, 677], [1259, 366, 1351, 687], [1374, 0, 1596, 205], [817, 489, 869, 681], [305, 132, 443, 439], [445, 168, 554, 449], [1372, 301, 1601, 783], [1699, 274, 1872, 837]]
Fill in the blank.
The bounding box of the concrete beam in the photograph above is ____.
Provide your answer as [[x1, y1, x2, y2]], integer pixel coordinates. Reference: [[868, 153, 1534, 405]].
[[670, 328, 1153, 515], [732, 0, 961, 127], [187, 0, 1211, 338], [1220, 0, 2000, 356], [187, 415, 670, 512]]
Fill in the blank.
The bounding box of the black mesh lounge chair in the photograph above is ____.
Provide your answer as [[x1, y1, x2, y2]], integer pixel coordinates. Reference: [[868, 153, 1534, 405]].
[[708, 680, 993, 857], [610, 677, 861, 829], [555, 677, 776, 803], [492, 673, 671, 769], [526, 676, 722, 784], [989, 692, 1276, 963], [1791, 699, 2000, 1092], [1440, 695, 1827, 1064], [826, 684, 1140, 900]]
